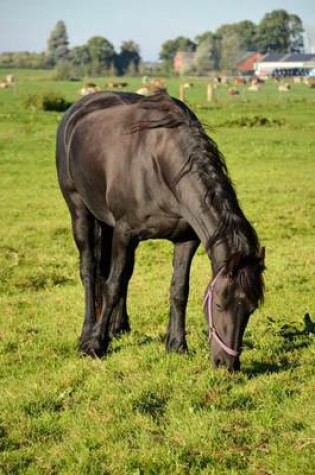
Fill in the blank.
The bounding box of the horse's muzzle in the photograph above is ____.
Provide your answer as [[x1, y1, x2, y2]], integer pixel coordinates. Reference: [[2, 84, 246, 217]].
[[213, 352, 241, 372]]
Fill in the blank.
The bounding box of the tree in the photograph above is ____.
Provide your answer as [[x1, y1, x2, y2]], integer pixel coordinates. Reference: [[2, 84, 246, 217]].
[[237, 20, 258, 51], [47, 20, 69, 65], [258, 10, 304, 53], [220, 32, 244, 71], [193, 34, 221, 74], [304, 24, 315, 53], [216, 21, 258, 52], [214, 25, 249, 71], [69, 45, 90, 67], [67, 45, 91, 76], [159, 36, 196, 71], [0, 51, 47, 69], [87, 36, 115, 74], [116, 41, 141, 75], [289, 14, 305, 52]]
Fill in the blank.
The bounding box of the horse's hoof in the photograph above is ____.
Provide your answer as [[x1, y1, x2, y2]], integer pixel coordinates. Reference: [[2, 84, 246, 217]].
[[109, 313, 131, 338], [165, 336, 188, 353], [110, 323, 131, 339], [79, 337, 108, 358]]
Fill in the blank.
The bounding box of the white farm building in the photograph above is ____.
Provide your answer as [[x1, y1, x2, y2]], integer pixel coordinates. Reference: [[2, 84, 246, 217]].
[[255, 53, 315, 78]]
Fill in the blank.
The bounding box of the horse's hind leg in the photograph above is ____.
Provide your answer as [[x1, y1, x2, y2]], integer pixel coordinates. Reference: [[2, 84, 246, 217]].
[[94, 221, 112, 321], [95, 222, 134, 337], [166, 239, 199, 352], [108, 244, 135, 337], [66, 193, 97, 352], [83, 223, 137, 357]]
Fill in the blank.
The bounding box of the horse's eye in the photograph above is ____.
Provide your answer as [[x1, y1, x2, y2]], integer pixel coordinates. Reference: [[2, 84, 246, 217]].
[[214, 302, 223, 311]]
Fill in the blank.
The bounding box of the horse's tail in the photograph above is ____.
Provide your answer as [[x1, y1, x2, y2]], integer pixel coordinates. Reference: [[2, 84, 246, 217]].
[[94, 219, 103, 319], [93, 220, 113, 319]]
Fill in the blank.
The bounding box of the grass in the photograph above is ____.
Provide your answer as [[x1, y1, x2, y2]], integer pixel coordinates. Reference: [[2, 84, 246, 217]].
[[0, 70, 315, 474]]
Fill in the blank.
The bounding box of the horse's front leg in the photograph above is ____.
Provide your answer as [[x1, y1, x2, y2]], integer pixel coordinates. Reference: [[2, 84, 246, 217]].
[[166, 239, 199, 352], [82, 224, 136, 357]]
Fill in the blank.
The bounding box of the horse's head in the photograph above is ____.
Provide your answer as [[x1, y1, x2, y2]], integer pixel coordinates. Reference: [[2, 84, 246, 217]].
[[205, 248, 265, 372]]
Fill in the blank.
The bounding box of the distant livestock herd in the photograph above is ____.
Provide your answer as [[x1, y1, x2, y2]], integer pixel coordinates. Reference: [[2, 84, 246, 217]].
[[1, 73, 314, 99], [0, 74, 15, 88], [79, 78, 167, 97], [77, 76, 315, 100]]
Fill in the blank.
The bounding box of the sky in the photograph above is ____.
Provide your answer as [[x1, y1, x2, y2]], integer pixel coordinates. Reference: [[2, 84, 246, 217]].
[[1, 0, 315, 61]]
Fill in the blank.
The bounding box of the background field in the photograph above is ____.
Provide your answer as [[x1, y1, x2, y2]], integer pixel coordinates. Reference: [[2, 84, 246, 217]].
[[0, 71, 315, 474]]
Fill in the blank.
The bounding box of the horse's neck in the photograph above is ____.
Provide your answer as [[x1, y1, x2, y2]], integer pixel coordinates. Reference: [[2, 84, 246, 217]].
[[177, 178, 218, 247], [177, 174, 250, 267]]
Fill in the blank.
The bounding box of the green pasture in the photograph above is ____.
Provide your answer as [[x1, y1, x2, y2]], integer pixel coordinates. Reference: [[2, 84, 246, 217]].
[[0, 70, 314, 474]]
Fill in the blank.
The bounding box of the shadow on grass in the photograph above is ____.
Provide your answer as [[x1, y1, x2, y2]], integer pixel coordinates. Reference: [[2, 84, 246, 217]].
[[245, 359, 296, 377], [245, 313, 315, 377], [82, 332, 166, 357], [76, 315, 314, 377], [134, 333, 165, 346]]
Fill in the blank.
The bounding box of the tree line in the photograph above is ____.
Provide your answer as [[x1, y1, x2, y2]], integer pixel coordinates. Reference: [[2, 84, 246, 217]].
[[160, 10, 304, 74], [0, 20, 141, 77], [0, 9, 304, 76]]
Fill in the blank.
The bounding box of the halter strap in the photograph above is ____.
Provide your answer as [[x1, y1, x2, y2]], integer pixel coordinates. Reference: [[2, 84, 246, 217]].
[[204, 271, 240, 358]]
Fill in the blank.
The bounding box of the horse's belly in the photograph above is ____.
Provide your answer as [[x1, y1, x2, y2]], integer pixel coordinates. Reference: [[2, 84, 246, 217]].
[[131, 214, 194, 241]]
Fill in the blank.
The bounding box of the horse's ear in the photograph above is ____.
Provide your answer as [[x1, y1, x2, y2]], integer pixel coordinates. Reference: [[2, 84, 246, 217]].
[[259, 247, 265, 261], [226, 251, 242, 277], [258, 247, 266, 269]]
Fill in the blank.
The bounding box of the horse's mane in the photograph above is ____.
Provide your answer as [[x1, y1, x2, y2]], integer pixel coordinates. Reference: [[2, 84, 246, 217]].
[[224, 253, 265, 305], [129, 92, 188, 131], [131, 93, 261, 256]]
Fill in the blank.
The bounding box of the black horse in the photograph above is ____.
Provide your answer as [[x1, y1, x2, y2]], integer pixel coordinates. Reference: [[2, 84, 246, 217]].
[[56, 91, 265, 371]]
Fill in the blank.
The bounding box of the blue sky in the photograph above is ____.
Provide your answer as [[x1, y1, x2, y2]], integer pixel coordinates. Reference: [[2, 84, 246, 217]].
[[1, 0, 314, 60]]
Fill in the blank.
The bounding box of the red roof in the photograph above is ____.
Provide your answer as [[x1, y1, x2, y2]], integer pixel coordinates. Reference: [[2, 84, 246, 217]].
[[236, 52, 263, 72]]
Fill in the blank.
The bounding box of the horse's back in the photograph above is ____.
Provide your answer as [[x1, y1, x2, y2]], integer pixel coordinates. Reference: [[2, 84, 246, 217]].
[[56, 91, 194, 234], [56, 92, 141, 197], [69, 102, 184, 226]]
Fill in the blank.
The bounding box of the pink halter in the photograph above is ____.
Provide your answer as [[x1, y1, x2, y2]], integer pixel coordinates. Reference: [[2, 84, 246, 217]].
[[204, 271, 240, 357]]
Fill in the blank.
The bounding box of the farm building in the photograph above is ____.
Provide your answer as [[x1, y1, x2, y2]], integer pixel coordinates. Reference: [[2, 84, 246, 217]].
[[173, 50, 315, 78], [236, 52, 263, 75], [174, 51, 195, 74], [255, 53, 315, 78]]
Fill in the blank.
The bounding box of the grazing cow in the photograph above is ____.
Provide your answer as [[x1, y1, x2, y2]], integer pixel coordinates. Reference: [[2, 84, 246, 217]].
[[136, 78, 167, 96], [183, 82, 193, 89], [228, 87, 240, 96], [293, 77, 302, 84], [278, 83, 290, 92], [6, 74, 15, 85], [305, 77, 315, 88], [221, 76, 229, 84], [79, 83, 100, 96], [248, 84, 261, 92], [251, 77, 264, 85], [136, 87, 151, 96], [106, 82, 128, 89], [234, 77, 247, 85], [0, 75, 16, 89]]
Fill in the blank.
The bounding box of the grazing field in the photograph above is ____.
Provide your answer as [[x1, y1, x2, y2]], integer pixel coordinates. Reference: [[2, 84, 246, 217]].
[[0, 70, 315, 474]]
